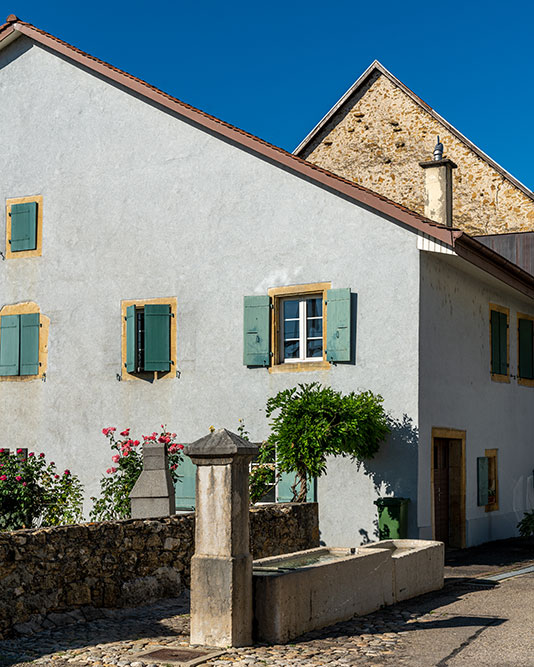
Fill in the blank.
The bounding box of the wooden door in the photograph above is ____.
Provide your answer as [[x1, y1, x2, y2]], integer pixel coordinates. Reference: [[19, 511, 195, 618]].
[[433, 438, 450, 544]]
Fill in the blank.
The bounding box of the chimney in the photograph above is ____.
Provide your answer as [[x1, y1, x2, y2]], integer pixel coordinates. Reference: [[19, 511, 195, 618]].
[[419, 137, 457, 227]]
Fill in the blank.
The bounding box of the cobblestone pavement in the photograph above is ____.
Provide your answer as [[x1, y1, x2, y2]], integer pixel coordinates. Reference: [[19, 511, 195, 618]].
[[0, 576, 527, 667]]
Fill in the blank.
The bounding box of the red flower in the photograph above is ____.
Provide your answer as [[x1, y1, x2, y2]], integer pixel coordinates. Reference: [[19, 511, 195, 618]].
[[28, 452, 35, 457], [54, 474, 60, 480], [102, 427, 116, 436], [39, 453, 45, 458], [158, 435, 171, 444], [132, 440, 140, 447], [22, 482, 27, 487], [0, 448, 4, 453], [0, 475, 6, 481], [16, 449, 23, 454], [64, 469, 70, 476], [120, 429, 130, 437], [178, 444, 184, 450], [15, 476, 22, 481], [171, 464, 178, 470]]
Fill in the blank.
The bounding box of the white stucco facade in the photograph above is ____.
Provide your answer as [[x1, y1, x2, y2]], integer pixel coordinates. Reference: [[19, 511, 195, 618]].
[[1, 34, 532, 547]]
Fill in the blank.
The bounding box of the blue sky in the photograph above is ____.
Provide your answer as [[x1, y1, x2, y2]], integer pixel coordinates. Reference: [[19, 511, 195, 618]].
[[5, 0, 534, 189]]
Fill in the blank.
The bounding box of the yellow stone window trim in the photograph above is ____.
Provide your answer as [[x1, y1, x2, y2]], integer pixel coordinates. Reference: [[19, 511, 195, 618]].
[[120, 297, 177, 382], [267, 282, 331, 374], [517, 312, 534, 388], [5, 195, 43, 259], [489, 303, 510, 384], [0, 301, 49, 382]]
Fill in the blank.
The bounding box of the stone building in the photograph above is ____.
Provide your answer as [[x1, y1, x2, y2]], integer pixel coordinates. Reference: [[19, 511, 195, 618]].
[[295, 61, 534, 236], [2, 17, 534, 548]]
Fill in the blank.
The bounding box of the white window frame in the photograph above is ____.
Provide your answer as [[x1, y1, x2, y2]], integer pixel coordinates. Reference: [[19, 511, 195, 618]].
[[280, 295, 324, 363]]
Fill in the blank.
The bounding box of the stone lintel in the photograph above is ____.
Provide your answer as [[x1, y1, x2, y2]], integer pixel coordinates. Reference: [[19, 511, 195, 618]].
[[419, 158, 458, 170], [185, 429, 258, 465]]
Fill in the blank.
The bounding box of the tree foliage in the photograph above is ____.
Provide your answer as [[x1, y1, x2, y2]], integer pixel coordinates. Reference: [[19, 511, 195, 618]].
[[266, 383, 390, 501]]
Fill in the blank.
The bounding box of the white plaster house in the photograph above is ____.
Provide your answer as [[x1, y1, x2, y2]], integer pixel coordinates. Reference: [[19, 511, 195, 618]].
[[1, 16, 534, 548]]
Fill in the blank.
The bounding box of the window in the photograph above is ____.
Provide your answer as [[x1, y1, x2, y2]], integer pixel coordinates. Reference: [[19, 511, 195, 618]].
[[477, 449, 498, 512], [243, 283, 354, 372], [0, 303, 48, 380], [6, 195, 43, 259], [518, 313, 534, 386], [281, 295, 323, 362], [489, 304, 509, 382], [121, 298, 177, 380]]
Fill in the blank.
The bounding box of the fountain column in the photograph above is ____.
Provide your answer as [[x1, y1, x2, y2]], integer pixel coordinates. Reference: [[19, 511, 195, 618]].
[[185, 429, 258, 647]]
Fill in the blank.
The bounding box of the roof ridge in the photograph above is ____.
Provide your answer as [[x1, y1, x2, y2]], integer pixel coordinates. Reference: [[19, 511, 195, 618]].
[[294, 61, 534, 201]]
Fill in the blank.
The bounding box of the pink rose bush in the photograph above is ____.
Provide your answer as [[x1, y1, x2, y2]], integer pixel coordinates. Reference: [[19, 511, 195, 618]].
[[0, 449, 84, 531], [90, 426, 184, 521]]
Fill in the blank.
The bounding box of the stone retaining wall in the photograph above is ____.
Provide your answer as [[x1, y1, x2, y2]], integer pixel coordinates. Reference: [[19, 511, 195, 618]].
[[0, 503, 318, 639]]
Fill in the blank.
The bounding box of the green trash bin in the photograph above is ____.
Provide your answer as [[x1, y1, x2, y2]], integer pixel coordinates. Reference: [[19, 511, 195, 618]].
[[374, 497, 410, 539]]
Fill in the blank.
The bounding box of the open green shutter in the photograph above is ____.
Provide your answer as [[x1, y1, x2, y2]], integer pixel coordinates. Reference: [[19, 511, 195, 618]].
[[174, 455, 196, 510], [0, 315, 20, 376], [10, 202, 37, 252], [20, 313, 40, 376], [326, 288, 351, 362], [519, 319, 534, 379], [477, 457, 489, 506], [498, 312, 507, 375], [243, 295, 270, 366], [144, 304, 171, 371], [126, 305, 136, 373], [276, 471, 315, 502]]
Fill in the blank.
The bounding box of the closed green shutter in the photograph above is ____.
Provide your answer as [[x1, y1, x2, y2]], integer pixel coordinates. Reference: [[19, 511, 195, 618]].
[[519, 318, 534, 379], [490, 310, 507, 375], [498, 312, 507, 375], [125, 305, 136, 373], [144, 304, 171, 371], [477, 457, 489, 506], [174, 455, 196, 510], [0, 315, 20, 376], [326, 288, 351, 362], [10, 202, 37, 252], [20, 313, 40, 376], [276, 471, 315, 502], [243, 295, 270, 366]]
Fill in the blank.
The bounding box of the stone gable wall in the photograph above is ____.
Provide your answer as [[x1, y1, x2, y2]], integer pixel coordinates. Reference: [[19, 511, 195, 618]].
[[0, 503, 319, 639], [301, 73, 534, 236]]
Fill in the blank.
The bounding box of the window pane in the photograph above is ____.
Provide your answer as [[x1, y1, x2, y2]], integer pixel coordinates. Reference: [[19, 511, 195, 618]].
[[284, 320, 300, 339], [306, 297, 322, 318], [283, 300, 299, 319], [307, 318, 323, 337], [307, 339, 323, 358], [284, 340, 300, 359]]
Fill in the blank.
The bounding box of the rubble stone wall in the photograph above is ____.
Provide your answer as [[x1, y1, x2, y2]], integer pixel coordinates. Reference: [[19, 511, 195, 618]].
[[0, 503, 319, 638], [301, 73, 534, 235]]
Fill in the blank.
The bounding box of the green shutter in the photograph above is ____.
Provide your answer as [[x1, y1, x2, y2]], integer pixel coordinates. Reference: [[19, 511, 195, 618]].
[[174, 455, 196, 510], [276, 471, 315, 502], [144, 304, 171, 372], [0, 315, 20, 376], [20, 313, 40, 376], [243, 295, 270, 366], [519, 318, 534, 380], [10, 202, 37, 252], [490, 310, 507, 375], [498, 312, 507, 375], [477, 456, 489, 506], [126, 305, 136, 373], [326, 288, 351, 362]]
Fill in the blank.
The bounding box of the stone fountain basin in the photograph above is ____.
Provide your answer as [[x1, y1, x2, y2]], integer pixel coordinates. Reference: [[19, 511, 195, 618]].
[[360, 539, 444, 602], [252, 540, 444, 643], [252, 546, 394, 643]]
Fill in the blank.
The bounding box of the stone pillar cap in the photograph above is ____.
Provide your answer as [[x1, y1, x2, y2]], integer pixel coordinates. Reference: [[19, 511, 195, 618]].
[[185, 428, 258, 461], [419, 158, 458, 169]]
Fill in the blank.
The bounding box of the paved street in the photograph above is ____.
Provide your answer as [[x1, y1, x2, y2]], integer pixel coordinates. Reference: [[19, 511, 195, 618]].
[[2, 539, 534, 666]]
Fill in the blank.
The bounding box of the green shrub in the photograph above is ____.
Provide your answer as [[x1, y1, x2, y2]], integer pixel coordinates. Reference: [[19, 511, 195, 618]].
[[266, 383, 390, 501], [517, 510, 534, 537], [0, 449, 84, 531]]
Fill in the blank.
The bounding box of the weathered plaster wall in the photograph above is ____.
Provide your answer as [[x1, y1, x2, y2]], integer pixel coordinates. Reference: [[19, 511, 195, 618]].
[[300, 73, 534, 235], [0, 503, 318, 639], [0, 38, 421, 548], [419, 252, 534, 546]]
